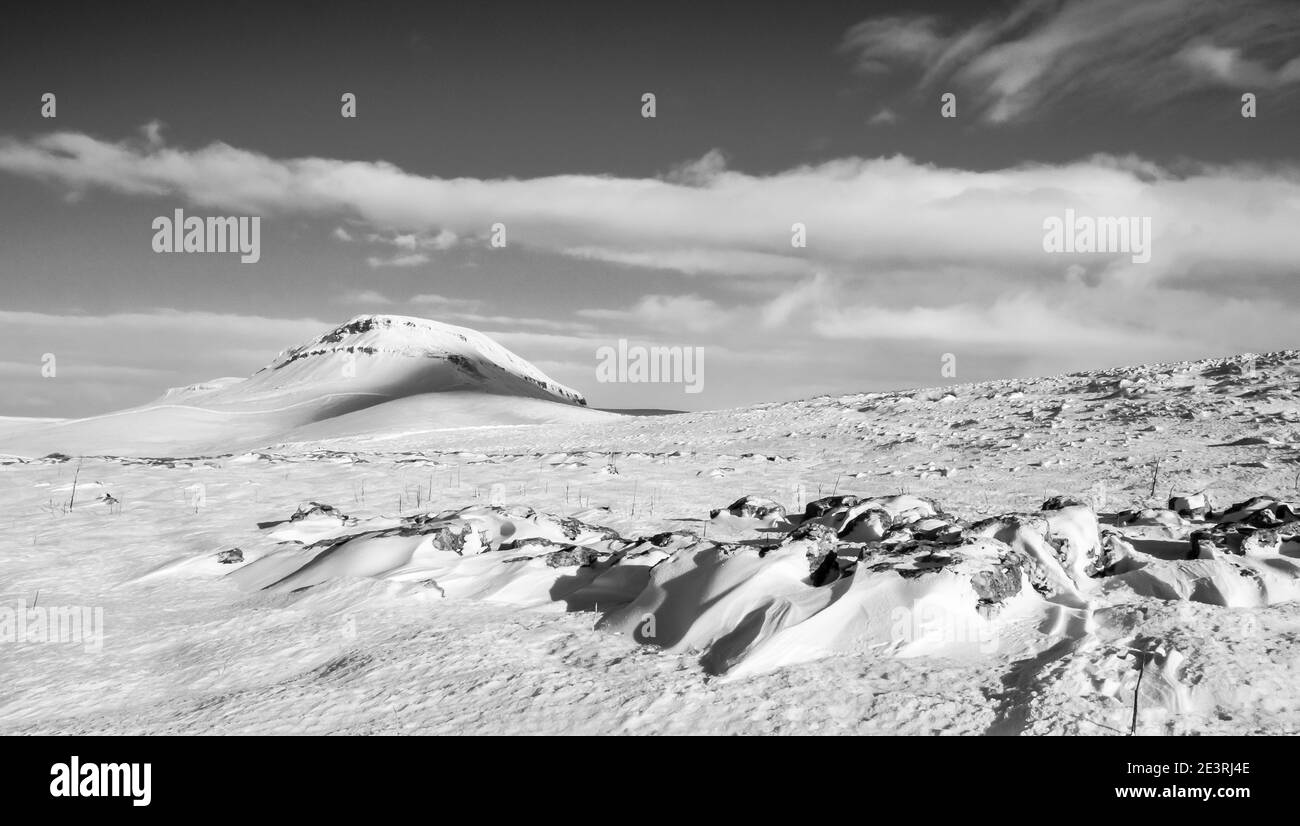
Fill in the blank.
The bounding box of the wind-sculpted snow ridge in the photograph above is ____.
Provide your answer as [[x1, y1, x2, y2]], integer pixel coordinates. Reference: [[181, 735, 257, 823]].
[[225, 488, 1300, 678]]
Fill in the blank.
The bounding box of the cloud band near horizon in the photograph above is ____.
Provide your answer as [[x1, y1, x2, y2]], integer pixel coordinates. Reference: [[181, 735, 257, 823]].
[[2, 129, 1300, 285]]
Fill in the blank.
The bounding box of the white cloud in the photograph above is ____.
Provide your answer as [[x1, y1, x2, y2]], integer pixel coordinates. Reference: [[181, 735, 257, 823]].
[[336, 289, 392, 305], [579, 294, 733, 333], [409, 293, 483, 312], [367, 229, 458, 251], [446, 313, 594, 333], [366, 253, 430, 268], [663, 148, 730, 186], [868, 108, 898, 126], [140, 120, 165, 147], [4, 130, 1298, 286]]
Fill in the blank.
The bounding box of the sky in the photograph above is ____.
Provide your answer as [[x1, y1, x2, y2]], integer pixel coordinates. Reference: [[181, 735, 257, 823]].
[[1, 0, 1299, 416]]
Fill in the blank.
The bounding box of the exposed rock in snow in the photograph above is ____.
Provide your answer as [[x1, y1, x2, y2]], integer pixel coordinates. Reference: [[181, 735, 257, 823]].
[[1169, 492, 1213, 518], [216, 492, 1134, 677], [1115, 508, 1186, 531], [709, 495, 787, 522], [1042, 495, 1087, 510], [1190, 498, 1300, 558], [1214, 496, 1299, 527]]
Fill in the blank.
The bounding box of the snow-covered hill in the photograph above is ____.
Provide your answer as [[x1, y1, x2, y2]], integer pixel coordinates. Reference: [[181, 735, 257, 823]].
[[168, 315, 588, 410], [0, 315, 612, 456]]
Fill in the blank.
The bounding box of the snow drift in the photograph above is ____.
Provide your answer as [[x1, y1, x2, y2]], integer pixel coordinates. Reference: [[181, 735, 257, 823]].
[[219, 489, 1300, 679]]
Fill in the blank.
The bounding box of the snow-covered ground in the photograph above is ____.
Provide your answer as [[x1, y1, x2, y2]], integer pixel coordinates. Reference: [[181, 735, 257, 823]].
[[3, 319, 1300, 735]]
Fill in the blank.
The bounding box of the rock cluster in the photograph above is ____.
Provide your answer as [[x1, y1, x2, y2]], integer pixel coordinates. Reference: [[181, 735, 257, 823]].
[[1190, 496, 1300, 558]]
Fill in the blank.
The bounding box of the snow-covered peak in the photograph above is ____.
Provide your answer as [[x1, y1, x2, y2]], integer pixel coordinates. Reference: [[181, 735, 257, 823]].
[[232, 314, 588, 406]]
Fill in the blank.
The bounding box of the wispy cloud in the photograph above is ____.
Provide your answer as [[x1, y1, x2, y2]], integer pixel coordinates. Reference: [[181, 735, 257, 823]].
[[840, 15, 947, 73], [1177, 41, 1300, 88], [841, 0, 1300, 123]]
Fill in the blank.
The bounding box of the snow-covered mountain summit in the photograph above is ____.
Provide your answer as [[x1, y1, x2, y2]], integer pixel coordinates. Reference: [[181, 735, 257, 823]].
[[166, 314, 588, 408], [0, 314, 606, 456]]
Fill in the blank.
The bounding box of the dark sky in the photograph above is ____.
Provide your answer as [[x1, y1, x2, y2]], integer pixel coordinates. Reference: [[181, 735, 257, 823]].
[[4, 0, 1292, 176]]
